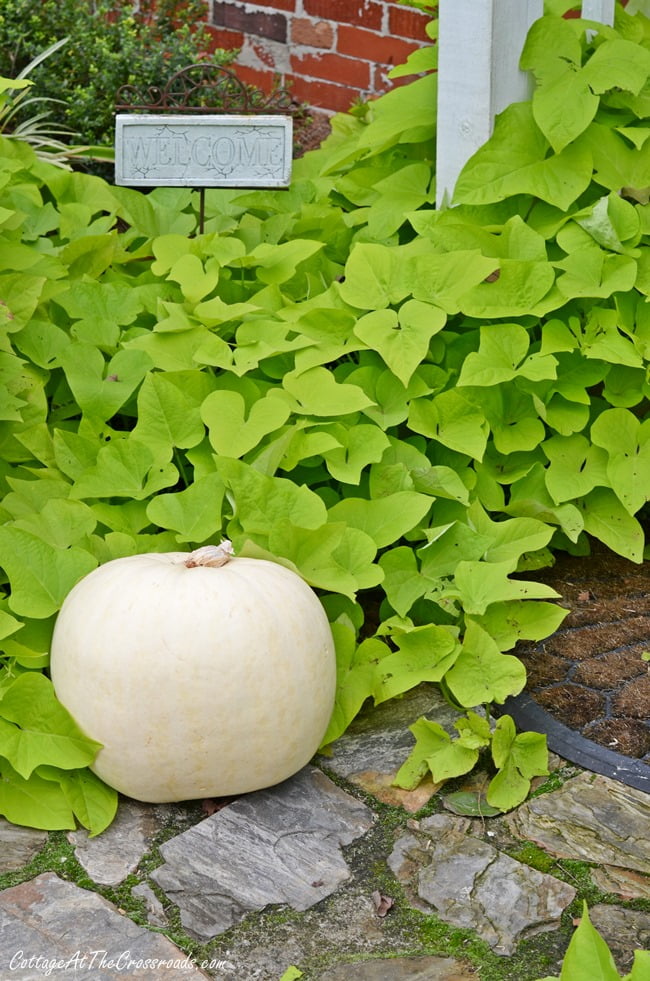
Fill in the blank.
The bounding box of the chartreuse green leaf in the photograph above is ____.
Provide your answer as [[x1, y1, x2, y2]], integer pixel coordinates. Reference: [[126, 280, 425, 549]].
[[579, 488, 645, 562], [133, 372, 206, 457], [146, 473, 225, 544], [13, 498, 96, 548], [320, 625, 390, 747], [37, 765, 118, 837], [474, 601, 569, 651], [55, 280, 144, 335], [58, 343, 152, 425], [590, 408, 650, 515], [407, 249, 498, 315], [470, 509, 556, 566], [70, 438, 178, 501], [354, 301, 447, 387], [487, 714, 549, 810], [379, 547, 439, 618], [2, 616, 54, 667], [444, 620, 527, 707], [459, 260, 557, 318], [458, 323, 557, 386], [328, 492, 431, 549], [0, 527, 97, 618], [453, 103, 592, 209], [338, 243, 411, 309], [419, 522, 492, 579], [373, 624, 461, 704], [201, 389, 291, 458], [282, 366, 375, 416], [0, 672, 102, 778], [626, 951, 650, 981], [217, 458, 328, 538], [393, 711, 490, 790], [580, 123, 650, 196], [321, 424, 390, 484], [278, 967, 303, 981], [452, 560, 559, 615], [539, 902, 622, 981], [0, 606, 23, 642], [265, 520, 380, 598], [543, 434, 610, 503], [0, 760, 77, 831], [166, 253, 220, 304], [408, 389, 489, 460], [234, 239, 323, 285]]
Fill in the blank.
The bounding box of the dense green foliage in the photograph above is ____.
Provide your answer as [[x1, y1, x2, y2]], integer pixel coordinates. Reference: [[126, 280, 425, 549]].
[[0, 0, 231, 147], [0, 3, 649, 831]]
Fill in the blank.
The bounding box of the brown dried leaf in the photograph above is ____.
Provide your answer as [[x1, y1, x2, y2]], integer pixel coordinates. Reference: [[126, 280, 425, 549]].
[[201, 797, 235, 816], [371, 890, 394, 917]]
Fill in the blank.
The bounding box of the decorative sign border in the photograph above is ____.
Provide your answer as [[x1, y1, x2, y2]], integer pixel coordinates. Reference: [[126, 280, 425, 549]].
[[114, 113, 293, 188]]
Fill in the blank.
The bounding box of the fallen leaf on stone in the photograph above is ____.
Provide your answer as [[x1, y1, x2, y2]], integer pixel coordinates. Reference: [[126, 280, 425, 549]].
[[311, 880, 324, 888], [371, 890, 394, 916], [443, 791, 501, 818]]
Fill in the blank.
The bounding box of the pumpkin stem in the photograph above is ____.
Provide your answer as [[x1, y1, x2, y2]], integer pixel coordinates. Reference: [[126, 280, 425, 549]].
[[185, 541, 234, 568]]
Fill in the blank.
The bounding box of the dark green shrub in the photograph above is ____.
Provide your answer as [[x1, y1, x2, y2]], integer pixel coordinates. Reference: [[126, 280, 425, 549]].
[[0, 0, 235, 147]]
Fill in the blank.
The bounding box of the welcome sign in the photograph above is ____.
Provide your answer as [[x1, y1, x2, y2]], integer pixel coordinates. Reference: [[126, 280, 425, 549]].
[[114, 114, 293, 188]]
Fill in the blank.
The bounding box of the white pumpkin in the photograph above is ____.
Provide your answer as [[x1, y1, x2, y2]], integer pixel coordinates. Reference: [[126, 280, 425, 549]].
[[50, 543, 336, 803]]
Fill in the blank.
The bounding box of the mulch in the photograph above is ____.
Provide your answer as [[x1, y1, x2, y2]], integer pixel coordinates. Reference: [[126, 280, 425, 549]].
[[517, 546, 650, 763]]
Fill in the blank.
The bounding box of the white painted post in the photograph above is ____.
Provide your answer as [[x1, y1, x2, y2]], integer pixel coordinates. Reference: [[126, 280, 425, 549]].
[[581, 0, 615, 25], [435, 0, 543, 208]]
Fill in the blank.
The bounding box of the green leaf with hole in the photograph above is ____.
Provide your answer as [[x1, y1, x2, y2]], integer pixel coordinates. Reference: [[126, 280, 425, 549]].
[[59, 343, 152, 425]]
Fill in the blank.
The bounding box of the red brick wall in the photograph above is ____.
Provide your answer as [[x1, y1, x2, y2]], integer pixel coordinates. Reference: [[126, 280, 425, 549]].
[[204, 1, 433, 114]]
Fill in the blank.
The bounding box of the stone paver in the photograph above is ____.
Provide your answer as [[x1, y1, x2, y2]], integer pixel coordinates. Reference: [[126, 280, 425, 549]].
[[591, 865, 650, 900], [506, 772, 650, 872], [0, 872, 209, 980], [151, 767, 374, 940], [0, 821, 47, 874], [589, 905, 650, 975], [389, 813, 575, 955], [68, 800, 167, 887], [319, 955, 479, 979]]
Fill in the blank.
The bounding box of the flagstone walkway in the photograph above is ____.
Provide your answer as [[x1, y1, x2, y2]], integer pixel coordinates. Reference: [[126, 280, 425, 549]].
[[1, 686, 649, 980]]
